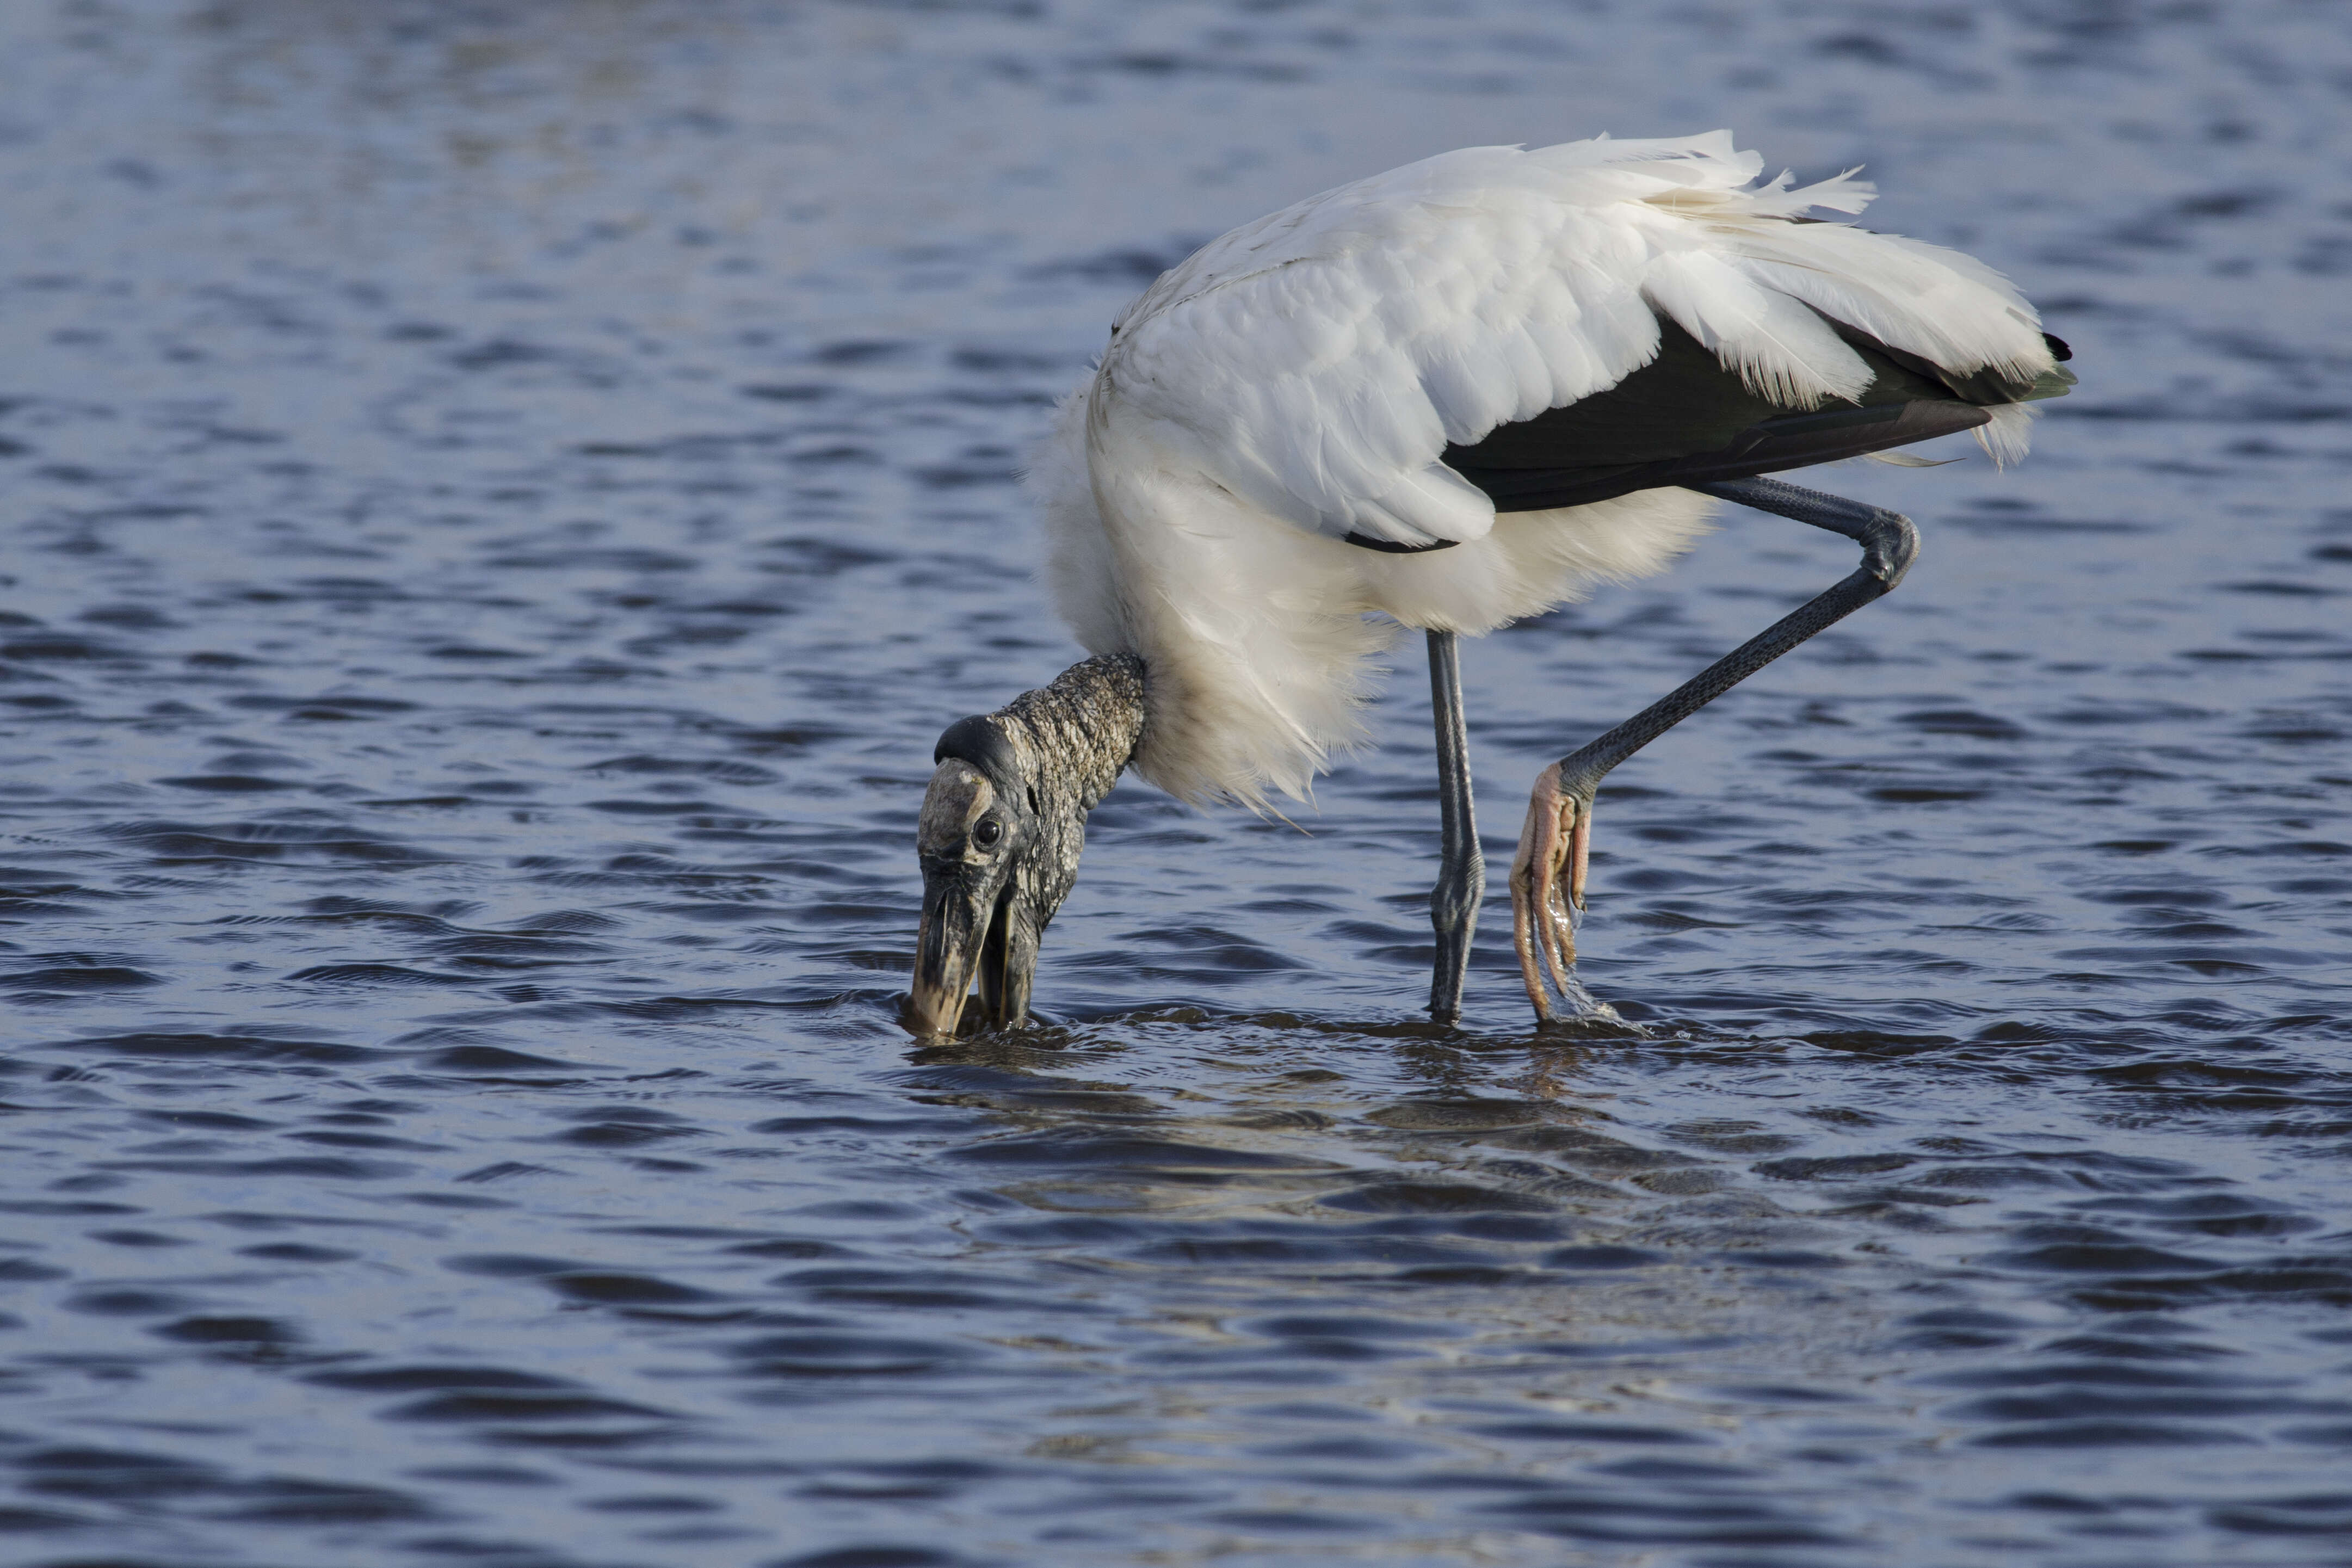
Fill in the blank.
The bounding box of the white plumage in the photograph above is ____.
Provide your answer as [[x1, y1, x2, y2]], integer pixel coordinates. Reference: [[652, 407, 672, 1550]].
[[1029, 131, 2060, 810]]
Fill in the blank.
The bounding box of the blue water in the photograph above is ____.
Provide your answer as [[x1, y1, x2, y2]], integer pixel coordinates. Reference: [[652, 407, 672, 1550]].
[[1, 2, 2349, 1564]]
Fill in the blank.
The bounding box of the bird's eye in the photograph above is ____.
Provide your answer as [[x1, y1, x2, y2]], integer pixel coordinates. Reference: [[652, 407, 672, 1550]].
[[972, 817, 1003, 849]]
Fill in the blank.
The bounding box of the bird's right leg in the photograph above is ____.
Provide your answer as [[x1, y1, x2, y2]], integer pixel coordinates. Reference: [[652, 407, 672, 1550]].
[[1514, 477, 1921, 1021], [1426, 629, 1485, 1026]]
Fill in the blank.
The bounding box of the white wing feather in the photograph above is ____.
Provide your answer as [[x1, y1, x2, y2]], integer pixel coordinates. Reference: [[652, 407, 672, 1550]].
[[1097, 132, 2054, 550]]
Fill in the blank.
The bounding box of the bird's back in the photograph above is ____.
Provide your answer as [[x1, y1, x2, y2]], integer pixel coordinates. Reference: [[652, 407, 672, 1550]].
[[1034, 132, 2067, 807]]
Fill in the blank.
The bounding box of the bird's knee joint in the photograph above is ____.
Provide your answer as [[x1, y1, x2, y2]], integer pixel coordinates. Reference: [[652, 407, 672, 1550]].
[[1431, 875, 1485, 931], [1863, 509, 1920, 589]]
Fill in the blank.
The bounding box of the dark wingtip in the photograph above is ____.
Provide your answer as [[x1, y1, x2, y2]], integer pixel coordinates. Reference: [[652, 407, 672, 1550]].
[[2042, 331, 2073, 363]]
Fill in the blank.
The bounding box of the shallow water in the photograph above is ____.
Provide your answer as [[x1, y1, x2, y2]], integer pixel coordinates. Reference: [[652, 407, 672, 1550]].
[[1, 2, 2349, 1564]]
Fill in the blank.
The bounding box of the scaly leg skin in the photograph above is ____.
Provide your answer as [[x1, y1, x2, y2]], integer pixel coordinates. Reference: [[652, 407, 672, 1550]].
[[1425, 629, 1486, 1027], [1510, 762, 1590, 1021]]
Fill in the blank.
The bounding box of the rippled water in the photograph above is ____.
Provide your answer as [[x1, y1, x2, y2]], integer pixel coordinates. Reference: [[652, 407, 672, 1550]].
[[1, 2, 2348, 1564]]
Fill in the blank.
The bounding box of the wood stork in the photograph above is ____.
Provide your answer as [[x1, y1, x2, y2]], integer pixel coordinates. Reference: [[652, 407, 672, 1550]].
[[908, 131, 2073, 1037]]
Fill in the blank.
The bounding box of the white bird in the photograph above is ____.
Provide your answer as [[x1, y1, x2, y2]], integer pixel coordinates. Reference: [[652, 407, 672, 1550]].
[[909, 131, 2072, 1036]]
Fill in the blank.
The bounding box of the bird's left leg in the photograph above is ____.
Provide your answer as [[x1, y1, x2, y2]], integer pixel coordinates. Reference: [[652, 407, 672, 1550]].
[[1514, 477, 1921, 1020], [1426, 629, 1485, 1025]]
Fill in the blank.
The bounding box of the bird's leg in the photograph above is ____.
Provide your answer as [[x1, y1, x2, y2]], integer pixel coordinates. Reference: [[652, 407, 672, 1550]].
[[1513, 477, 1921, 1021], [1425, 629, 1485, 1025], [1510, 759, 1586, 1008]]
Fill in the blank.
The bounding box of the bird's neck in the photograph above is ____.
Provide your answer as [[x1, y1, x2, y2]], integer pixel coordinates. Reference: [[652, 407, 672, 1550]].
[[994, 652, 1147, 813]]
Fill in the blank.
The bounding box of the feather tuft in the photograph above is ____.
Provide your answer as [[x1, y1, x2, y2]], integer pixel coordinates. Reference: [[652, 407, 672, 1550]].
[[1975, 402, 2039, 468]]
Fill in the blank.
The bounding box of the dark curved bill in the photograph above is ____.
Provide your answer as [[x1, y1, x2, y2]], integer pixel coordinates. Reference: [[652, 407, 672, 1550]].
[[906, 871, 991, 1039]]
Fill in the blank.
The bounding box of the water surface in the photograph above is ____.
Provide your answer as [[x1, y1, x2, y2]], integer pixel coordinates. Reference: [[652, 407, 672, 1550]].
[[2, 2, 2350, 1564]]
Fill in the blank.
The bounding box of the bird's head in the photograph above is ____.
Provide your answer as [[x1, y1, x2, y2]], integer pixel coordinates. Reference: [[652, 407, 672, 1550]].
[[906, 713, 1078, 1039], [903, 655, 1145, 1040]]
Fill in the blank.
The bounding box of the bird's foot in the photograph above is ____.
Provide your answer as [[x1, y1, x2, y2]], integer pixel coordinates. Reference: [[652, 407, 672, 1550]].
[[1510, 762, 1590, 1022]]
